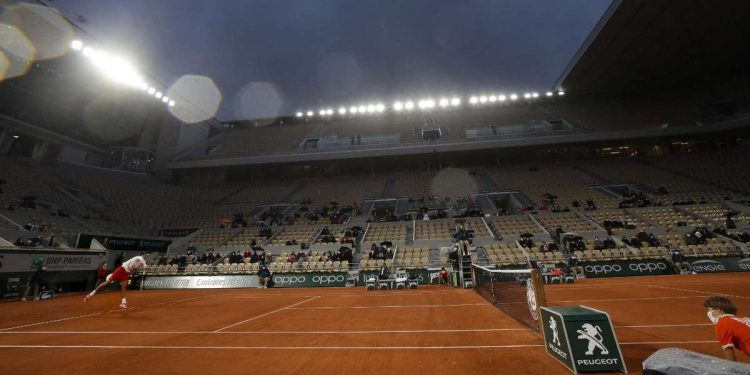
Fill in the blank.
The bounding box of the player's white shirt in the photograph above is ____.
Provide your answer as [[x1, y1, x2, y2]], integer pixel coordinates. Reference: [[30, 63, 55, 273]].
[[121, 256, 147, 273]]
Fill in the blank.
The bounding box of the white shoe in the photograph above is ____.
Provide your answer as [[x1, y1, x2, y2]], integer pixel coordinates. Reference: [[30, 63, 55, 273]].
[[21, 298, 26, 301], [119, 303, 128, 309]]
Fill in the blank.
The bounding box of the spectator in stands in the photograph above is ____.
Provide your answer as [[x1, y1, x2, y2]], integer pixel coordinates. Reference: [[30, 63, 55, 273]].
[[593, 236, 604, 251], [257, 264, 271, 289], [187, 243, 196, 254], [704, 296, 750, 362], [287, 252, 297, 263], [207, 252, 215, 264]]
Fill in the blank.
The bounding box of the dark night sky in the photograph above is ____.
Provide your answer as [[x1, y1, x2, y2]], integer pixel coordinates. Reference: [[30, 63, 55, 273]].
[[50, 0, 611, 121]]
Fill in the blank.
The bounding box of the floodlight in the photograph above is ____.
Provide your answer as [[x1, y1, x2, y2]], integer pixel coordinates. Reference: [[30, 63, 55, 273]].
[[338, 107, 347, 115], [479, 96, 487, 103], [499, 95, 507, 102], [306, 111, 314, 117], [510, 94, 518, 100], [393, 101, 404, 111], [358, 105, 366, 113], [147, 87, 156, 95], [82, 46, 94, 57], [327, 109, 334, 115], [532, 92, 539, 98], [375, 103, 385, 112], [139, 82, 148, 91], [451, 97, 461, 106], [296, 112, 303, 117], [404, 101, 415, 110], [523, 93, 531, 99], [155, 92, 163, 99], [489, 95, 497, 102], [558, 90, 565, 96], [546, 91, 553, 97], [469, 96, 478, 104], [162, 96, 169, 103], [169, 101, 175, 107], [71, 40, 83, 51], [319, 109, 326, 116], [439, 98, 449, 107], [350, 106, 358, 114]]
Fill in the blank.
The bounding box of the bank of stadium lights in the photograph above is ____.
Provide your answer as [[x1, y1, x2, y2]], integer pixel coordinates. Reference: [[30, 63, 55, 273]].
[[69, 40, 175, 107], [296, 90, 563, 118]]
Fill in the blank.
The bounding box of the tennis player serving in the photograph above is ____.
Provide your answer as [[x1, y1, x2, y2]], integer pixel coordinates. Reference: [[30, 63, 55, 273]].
[[84, 253, 148, 309]]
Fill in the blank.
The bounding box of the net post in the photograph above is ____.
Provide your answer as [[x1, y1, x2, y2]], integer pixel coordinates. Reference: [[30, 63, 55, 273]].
[[530, 268, 548, 333]]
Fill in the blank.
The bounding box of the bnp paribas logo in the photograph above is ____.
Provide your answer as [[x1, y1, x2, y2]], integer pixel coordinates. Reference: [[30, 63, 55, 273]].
[[576, 323, 609, 356]]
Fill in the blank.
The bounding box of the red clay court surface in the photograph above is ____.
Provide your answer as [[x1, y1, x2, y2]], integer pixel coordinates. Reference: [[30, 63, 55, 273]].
[[0, 273, 747, 374]]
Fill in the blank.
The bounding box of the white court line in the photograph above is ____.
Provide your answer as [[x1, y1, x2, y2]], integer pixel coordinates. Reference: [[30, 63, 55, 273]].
[[0, 340, 718, 350], [617, 323, 712, 328], [0, 323, 712, 335], [0, 328, 528, 334], [213, 296, 319, 333], [0, 311, 106, 332], [648, 284, 750, 300], [0, 294, 217, 332], [548, 278, 750, 291], [287, 303, 487, 310], [619, 341, 716, 345], [553, 295, 708, 303]]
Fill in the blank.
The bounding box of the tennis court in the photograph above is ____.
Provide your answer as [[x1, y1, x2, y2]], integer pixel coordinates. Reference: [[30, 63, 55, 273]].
[[0, 272, 747, 374]]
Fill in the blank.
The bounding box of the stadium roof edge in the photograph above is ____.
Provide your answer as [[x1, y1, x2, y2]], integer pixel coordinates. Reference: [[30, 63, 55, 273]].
[[167, 118, 750, 169], [553, 0, 622, 91]]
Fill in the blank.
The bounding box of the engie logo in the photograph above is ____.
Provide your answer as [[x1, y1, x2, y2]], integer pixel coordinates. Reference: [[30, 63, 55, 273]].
[[311, 275, 345, 284], [738, 258, 750, 271], [691, 260, 726, 273]]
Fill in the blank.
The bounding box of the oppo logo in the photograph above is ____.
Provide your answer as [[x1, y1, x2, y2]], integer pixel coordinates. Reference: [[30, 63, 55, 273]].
[[312, 275, 345, 284], [585, 262, 666, 275], [738, 259, 750, 271], [274, 276, 306, 284], [691, 260, 726, 273], [584, 264, 622, 274], [628, 263, 667, 273]]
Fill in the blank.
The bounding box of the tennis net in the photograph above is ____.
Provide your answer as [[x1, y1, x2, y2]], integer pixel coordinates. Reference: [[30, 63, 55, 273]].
[[472, 264, 547, 330]]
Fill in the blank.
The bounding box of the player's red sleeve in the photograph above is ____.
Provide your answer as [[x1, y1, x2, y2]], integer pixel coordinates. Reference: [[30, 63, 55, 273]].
[[715, 320, 735, 349]]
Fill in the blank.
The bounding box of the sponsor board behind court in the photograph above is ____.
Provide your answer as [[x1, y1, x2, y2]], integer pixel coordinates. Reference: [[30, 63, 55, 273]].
[[687, 257, 750, 273], [582, 260, 671, 278]]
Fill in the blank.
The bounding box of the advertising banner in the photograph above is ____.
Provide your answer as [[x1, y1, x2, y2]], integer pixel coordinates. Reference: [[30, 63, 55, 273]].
[[687, 257, 750, 273], [582, 260, 671, 278], [76, 234, 171, 252], [157, 228, 199, 237], [272, 272, 348, 288], [143, 275, 259, 289], [0, 252, 105, 273]]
